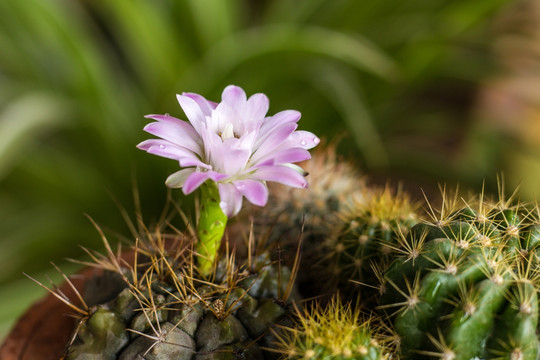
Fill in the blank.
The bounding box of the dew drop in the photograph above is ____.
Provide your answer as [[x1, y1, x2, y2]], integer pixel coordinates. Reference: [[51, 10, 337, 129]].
[[159, 144, 165, 149], [164, 113, 170, 117], [301, 140, 307, 146], [313, 137, 320, 145]]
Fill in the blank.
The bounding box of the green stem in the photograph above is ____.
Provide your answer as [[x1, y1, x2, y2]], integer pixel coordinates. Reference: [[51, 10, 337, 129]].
[[196, 182, 228, 277]]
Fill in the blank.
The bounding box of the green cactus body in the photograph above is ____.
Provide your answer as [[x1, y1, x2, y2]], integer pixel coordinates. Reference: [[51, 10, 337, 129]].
[[323, 187, 418, 299], [66, 251, 298, 360], [274, 297, 388, 360], [379, 204, 540, 360], [68, 307, 130, 360], [487, 282, 539, 360]]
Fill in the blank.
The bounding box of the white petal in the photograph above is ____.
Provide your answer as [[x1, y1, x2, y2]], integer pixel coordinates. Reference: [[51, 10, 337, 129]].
[[182, 93, 217, 116], [142, 120, 201, 154], [290, 130, 321, 150], [244, 93, 269, 123], [218, 183, 243, 217], [177, 94, 207, 135]]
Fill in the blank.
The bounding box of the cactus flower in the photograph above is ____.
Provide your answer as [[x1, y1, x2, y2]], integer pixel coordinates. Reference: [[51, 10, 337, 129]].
[[138, 85, 319, 217]]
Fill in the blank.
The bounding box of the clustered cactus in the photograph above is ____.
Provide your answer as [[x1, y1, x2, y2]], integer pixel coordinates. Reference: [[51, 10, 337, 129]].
[[378, 191, 540, 359], [57, 150, 540, 360], [36, 85, 540, 360], [259, 149, 540, 360]]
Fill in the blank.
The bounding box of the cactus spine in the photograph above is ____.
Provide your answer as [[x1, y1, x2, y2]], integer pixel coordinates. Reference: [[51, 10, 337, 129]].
[[319, 186, 419, 299], [65, 225, 299, 360], [273, 296, 392, 360]]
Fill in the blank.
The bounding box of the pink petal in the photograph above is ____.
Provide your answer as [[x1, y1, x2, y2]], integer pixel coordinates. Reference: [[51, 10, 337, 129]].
[[254, 147, 311, 167], [289, 130, 320, 150], [244, 93, 269, 121], [181, 172, 210, 194], [260, 110, 301, 134], [252, 165, 308, 188], [144, 114, 183, 123], [176, 94, 207, 134], [182, 93, 217, 116], [179, 157, 212, 170], [234, 180, 268, 207], [237, 131, 257, 152], [142, 120, 201, 154], [222, 85, 247, 108], [181, 171, 227, 194], [218, 183, 243, 217], [213, 101, 238, 132], [199, 126, 222, 162], [211, 142, 251, 175], [137, 139, 195, 160], [251, 122, 298, 163], [165, 168, 195, 188], [208, 171, 229, 182]]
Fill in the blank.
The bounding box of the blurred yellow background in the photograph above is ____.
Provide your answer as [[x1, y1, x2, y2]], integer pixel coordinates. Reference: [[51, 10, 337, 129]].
[[1, 0, 538, 339]]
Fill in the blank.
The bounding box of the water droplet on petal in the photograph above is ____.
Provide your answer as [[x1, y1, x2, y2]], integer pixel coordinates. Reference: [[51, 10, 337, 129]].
[[159, 144, 165, 149], [219, 201, 226, 209], [301, 140, 307, 146], [164, 113, 170, 117], [313, 137, 320, 145]]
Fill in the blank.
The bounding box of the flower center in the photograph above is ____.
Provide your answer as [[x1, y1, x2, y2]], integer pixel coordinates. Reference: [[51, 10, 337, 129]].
[[220, 123, 235, 140]]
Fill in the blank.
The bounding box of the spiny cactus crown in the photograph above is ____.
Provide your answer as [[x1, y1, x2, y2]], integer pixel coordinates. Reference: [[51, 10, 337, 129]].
[[273, 296, 393, 360]]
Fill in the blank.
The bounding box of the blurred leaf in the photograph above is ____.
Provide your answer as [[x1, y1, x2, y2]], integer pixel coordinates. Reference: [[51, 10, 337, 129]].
[[0, 93, 67, 180], [93, 0, 192, 98], [187, 0, 242, 47], [183, 24, 398, 90], [306, 62, 388, 167]]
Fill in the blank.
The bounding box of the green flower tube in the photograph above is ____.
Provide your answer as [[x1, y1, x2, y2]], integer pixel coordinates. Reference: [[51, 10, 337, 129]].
[[196, 182, 228, 276]]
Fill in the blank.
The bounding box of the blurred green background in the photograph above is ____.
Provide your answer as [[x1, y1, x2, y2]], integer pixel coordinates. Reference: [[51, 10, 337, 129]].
[[2, 0, 540, 340]]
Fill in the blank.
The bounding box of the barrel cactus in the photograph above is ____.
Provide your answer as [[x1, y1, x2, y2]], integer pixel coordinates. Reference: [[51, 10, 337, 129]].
[[238, 143, 366, 297], [272, 296, 394, 360], [65, 230, 300, 360], [318, 186, 419, 299], [378, 191, 540, 360], [249, 143, 366, 252]]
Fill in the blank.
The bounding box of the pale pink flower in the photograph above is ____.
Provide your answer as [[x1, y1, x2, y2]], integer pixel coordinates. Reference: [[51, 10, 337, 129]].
[[138, 85, 319, 217]]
